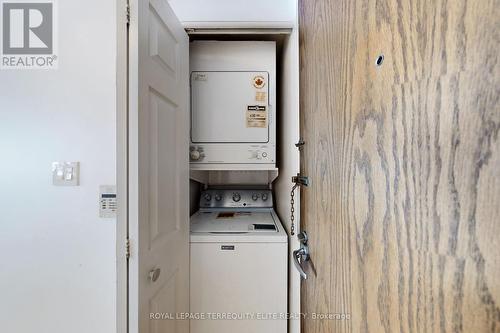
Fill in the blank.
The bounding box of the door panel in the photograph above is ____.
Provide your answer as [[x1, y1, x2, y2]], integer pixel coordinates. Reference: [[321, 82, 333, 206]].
[[148, 90, 180, 248], [149, 271, 180, 332], [128, 0, 189, 332], [299, 0, 500, 332]]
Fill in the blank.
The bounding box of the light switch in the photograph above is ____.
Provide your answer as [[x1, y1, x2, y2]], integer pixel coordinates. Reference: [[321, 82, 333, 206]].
[[52, 162, 80, 186], [56, 168, 64, 179], [65, 168, 73, 180]]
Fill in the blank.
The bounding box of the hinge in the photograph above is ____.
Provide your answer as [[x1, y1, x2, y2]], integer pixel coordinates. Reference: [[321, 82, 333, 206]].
[[126, 3, 130, 25], [292, 173, 310, 187], [126, 238, 130, 260]]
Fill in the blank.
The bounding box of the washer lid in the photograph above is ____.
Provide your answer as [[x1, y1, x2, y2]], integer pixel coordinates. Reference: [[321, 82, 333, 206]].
[[190, 211, 277, 233]]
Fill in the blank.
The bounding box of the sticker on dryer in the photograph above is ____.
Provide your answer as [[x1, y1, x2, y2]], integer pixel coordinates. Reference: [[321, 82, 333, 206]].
[[193, 73, 207, 81], [253, 75, 266, 89], [246, 105, 267, 128], [255, 91, 267, 102]]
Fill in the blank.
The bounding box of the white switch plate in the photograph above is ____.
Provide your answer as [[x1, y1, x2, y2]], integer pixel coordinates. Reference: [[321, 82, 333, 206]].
[[99, 185, 117, 218], [52, 162, 80, 186]]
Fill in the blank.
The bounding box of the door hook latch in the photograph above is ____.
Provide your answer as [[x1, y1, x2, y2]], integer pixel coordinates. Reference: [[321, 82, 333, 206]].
[[293, 231, 310, 279]]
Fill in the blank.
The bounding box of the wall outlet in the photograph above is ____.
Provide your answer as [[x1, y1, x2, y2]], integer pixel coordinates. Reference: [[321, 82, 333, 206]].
[[52, 162, 80, 186]]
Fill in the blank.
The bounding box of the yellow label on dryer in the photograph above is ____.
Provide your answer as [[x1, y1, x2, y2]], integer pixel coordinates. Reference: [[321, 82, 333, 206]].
[[246, 105, 267, 128], [255, 91, 267, 102]]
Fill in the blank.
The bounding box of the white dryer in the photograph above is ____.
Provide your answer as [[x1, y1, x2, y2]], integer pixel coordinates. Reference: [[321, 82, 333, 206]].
[[190, 189, 287, 333], [189, 41, 277, 169]]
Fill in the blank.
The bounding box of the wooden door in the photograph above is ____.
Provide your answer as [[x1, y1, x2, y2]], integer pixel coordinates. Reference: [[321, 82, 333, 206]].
[[128, 0, 190, 332], [299, 0, 500, 332]]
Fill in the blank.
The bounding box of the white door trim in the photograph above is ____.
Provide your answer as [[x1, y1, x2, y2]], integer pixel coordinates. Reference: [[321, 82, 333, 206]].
[[116, 0, 129, 332]]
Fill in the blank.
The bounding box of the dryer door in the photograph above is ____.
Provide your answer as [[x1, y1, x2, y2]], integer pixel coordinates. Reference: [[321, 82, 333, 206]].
[[191, 71, 270, 143]]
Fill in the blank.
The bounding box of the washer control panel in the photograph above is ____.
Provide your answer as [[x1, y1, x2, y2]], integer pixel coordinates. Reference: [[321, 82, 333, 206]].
[[199, 189, 273, 208]]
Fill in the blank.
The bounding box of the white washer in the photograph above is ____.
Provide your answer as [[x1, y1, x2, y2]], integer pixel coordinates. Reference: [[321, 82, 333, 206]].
[[190, 189, 287, 333]]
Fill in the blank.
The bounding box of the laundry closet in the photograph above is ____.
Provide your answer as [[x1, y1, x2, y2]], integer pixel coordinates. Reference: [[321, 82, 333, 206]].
[[189, 39, 288, 333], [118, 1, 302, 333]]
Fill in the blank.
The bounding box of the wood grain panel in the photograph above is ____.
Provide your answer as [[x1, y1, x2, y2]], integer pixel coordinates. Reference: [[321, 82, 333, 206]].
[[299, 0, 500, 332]]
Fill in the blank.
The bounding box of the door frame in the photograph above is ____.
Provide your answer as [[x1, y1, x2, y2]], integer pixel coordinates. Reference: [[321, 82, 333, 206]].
[[116, 0, 128, 332], [115, 2, 302, 333]]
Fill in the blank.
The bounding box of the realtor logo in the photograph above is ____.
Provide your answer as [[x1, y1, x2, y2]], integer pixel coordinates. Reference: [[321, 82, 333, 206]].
[[1, 0, 57, 69]]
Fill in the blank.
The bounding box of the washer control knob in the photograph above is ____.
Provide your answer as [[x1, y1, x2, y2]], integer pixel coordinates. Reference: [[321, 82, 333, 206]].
[[252, 194, 259, 201], [203, 193, 212, 201], [215, 194, 222, 201], [232, 193, 241, 202], [261, 193, 269, 201], [190, 149, 201, 161]]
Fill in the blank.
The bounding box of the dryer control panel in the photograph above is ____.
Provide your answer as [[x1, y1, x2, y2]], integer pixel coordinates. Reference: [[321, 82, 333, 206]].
[[190, 144, 275, 164], [199, 189, 273, 209]]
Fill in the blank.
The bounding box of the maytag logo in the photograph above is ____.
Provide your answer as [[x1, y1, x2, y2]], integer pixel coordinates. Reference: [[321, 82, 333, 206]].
[[1, 0, 57, 69]]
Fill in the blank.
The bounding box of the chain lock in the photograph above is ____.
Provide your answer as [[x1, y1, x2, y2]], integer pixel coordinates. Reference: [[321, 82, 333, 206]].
[[291, 139, 307, 237], [290, 173, 309, 236], [290, 183, 298, 236]]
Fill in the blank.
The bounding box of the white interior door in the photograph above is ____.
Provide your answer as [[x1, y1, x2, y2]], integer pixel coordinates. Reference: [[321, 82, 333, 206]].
[[128, 0, 189, 332]]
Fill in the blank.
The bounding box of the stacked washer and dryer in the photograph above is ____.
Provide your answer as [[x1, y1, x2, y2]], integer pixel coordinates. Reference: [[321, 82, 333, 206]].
[[189, 41, 287, 333]]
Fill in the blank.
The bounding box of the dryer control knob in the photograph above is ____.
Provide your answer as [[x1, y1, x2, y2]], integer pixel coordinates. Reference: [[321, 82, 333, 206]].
[[215, 194, 222, 201], [190, 149, 201, 161], [261, 193, 269, 201], [203, 193, 212, 201], [252, 194, 259, 201], [232, 193, 241, 202]]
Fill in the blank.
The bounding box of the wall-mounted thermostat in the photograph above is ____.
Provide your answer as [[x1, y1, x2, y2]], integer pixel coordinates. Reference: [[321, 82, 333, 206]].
[[99, 185, 117, 218]]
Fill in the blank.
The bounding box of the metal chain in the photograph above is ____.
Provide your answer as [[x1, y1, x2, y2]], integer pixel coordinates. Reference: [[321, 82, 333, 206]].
[[290, 183, 298, 236]]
